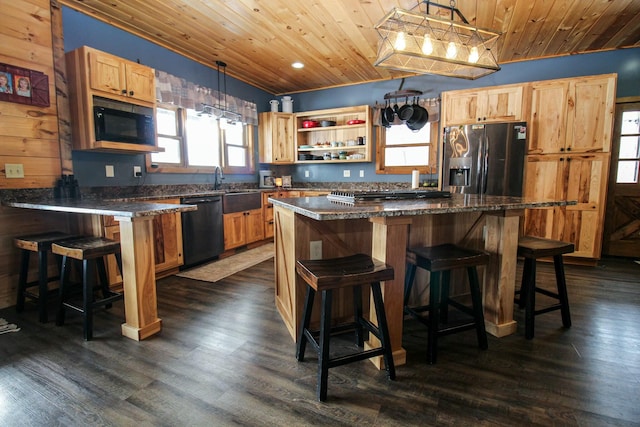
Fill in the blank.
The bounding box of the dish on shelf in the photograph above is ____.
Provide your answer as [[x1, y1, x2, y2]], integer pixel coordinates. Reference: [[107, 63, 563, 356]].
[[320, 120, 337, 127], [302, 120, 320, 128], [347, 119, 365, 125], [299, 145, 314, 149]]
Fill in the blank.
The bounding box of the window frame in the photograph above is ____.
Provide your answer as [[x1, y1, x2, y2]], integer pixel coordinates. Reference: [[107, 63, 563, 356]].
[[146, 102, 255, 175], [375, 122, 440, 175]]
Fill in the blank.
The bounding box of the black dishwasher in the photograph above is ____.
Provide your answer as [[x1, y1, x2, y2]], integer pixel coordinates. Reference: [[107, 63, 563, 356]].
[[180, 196, 224, 268]]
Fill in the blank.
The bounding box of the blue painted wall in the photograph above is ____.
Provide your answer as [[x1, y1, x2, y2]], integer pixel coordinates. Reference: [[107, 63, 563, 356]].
[[62, 7, 640, 188]]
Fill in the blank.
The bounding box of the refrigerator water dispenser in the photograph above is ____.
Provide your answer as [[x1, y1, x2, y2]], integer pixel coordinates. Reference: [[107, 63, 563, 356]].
[[449, 168, 470, 187]]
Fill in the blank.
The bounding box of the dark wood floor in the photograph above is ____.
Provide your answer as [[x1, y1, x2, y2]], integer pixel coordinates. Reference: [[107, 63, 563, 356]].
[[1, 257, 639, 426]]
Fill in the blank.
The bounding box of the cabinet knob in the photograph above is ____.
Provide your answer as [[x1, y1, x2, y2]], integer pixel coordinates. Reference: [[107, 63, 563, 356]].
[[566, 147, 571, 152], [560, 147, 565, 152], [129, 91, 134, 96], [121, 89, 127, 94]]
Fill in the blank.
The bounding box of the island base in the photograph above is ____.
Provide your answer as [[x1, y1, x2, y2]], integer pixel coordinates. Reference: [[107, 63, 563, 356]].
[[121, 319, 162, 341]]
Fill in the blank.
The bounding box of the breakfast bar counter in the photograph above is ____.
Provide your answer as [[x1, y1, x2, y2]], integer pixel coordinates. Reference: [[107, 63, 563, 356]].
[[269, 193, 571, 367], [3, 198, 196, 341]]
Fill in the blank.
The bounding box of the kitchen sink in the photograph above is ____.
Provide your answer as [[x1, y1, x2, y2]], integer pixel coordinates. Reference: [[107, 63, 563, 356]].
[[222, 192, 262, 213]]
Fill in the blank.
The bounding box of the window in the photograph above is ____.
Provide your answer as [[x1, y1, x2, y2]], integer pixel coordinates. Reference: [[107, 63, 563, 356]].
[[616, 109, 640, 184], [149, 103, 254, 174], [375, 122, 439, 174]]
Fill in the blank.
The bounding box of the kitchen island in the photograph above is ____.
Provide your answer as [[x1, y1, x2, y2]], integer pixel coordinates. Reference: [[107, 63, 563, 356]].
[[3, 198, 196, 341], [269, 193, 572, 367]]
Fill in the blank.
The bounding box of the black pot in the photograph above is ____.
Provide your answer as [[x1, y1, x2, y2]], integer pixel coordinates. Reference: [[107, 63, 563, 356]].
[[406, 98, 428, 131], [397, 97, 413, 121]]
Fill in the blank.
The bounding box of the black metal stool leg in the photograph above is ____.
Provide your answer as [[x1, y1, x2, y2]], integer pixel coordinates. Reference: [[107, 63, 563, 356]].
[[467, 266, 488, 350], [553, 255, 572, 328], [56, 255, 72, 326], [427, 271, 441, 364], [404, 262, 416, 307], [83, 259, 95, 341], [524, 258, 536, 340], [16, 250, 30, 313], [318, 289, 333, 402], [518, 258, 532, 308], [371, 281, 396, 380], [296, 286, 315, 362], [353, 285, 364, 347], [439, 270, 451, 323], [36, 250, 50, 323]]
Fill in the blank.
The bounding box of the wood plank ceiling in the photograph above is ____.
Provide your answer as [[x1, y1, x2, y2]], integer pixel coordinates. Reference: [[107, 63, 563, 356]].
[[59, 0, 640, 95]]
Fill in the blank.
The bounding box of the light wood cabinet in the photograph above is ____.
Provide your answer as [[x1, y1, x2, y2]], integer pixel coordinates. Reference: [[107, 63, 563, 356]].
[[524, 153, 610, 259], [259, 112, 295, 163], [529, 75, 616, 154], [441, 84, 525, 126], [87, 49, 156, 103], [66, 45, 162, 154], [224, 209, 264, 250], [103, 198, 184, 287], [262, 190, 303, 238], [295, 105, 372, 163]]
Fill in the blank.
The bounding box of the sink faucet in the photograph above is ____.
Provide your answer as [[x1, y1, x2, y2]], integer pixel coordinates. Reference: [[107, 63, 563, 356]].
[[213, 166, 224, 190]]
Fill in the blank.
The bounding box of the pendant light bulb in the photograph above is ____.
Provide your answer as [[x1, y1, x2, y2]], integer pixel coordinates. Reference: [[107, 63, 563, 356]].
[[446, 41, 457, 59], [394, 31, 407, 50], [421, 35, 433, 55], [468, 46, 479, 63]]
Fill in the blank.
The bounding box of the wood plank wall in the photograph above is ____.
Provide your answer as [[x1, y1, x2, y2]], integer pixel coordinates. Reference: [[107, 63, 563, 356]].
[[0, 0, 72, 308]]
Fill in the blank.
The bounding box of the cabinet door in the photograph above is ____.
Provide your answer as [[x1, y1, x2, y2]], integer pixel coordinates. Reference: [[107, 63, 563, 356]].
[[483, 86, 524, 123], [224, 212, 246, 250], [567, 76, 616, 153], [529, 81, 570, 154], [442, 91, 481, 126], [124, 62, 156, 103], [558, 154, 609, 258], [89, 51, 126, 98], [523, 155, 563, 239], [259, 112, 294, 163], [245, 209, 265, 244]]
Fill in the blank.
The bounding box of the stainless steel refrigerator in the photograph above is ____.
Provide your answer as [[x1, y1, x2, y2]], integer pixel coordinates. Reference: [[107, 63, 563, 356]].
[[442, 122, 528, 196]]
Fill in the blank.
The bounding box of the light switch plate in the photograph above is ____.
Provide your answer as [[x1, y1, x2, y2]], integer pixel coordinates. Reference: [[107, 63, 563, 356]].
[[343, 170, 350, 178], [5, 163, 24, 178], [105, 165, 115, 177]]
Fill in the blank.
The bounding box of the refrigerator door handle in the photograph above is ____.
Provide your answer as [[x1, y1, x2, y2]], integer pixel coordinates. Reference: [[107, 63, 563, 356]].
[[481, 135, 489, 194]]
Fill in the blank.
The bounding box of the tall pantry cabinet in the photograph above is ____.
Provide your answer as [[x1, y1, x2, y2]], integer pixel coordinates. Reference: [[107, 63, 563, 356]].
[[522, 74, 616, 260]]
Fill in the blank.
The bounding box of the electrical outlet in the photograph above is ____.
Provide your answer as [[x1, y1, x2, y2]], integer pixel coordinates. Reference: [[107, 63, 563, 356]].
[[343, 170, 350, 178], [5, 163, 24, 178], [133, 166, 142, 177], [359, 170, 365, 178], [305, 170, 310, 178], [105, 165, 115, 177], [310, 240, 322, 260]]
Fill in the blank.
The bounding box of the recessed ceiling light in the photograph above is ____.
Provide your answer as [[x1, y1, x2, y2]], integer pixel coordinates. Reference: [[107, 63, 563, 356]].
[[291, 62, 304, 69]]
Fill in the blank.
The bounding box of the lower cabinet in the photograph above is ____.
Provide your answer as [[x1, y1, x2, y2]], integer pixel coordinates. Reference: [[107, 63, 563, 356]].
[[523, 154, 610, 260], [223, 208, 264, 250], [104, 198, 183, 287]]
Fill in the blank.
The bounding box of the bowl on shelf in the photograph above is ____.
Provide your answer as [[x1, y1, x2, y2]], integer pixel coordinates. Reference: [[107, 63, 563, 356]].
[[320, 120, 337, 127], [302, 120, 320, 128], [347, 119, 365, 125]]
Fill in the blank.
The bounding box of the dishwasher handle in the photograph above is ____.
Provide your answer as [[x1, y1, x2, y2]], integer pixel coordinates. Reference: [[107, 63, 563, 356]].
[[181, 196, 221, 204]]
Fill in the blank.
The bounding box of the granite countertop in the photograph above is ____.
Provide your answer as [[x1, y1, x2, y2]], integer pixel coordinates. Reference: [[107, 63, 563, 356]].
[[3, 199, 197, 217], [269, 193, 575, 221]]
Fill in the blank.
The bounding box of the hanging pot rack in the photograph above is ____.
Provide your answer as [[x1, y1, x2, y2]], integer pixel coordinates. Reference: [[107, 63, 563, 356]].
[[383, 78, 422, 99]]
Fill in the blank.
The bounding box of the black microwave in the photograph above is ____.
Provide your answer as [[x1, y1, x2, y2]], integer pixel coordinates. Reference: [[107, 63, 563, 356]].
[[94, 106, 155, 146]]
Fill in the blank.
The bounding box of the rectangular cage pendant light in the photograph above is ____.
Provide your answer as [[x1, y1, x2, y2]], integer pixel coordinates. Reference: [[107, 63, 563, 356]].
[[374, 1, 501, 79]]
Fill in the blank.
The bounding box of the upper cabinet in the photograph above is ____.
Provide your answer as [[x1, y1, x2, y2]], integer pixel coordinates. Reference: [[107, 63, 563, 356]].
[[88, 50, 156, 104], [441, 84, 525, 126], [259, 112, 295, 164], [528, 74, 616, 154], [66, 46, 162, 153]]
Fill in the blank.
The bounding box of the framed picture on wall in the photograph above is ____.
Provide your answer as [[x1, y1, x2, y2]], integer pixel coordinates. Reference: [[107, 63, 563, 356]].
[[0, 63, 49, 107]]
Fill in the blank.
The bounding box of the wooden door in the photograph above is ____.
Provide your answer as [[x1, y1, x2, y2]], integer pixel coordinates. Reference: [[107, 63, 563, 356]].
[[483, 85, 524, 123], [124, 62, 156, 103], [567, 75, 616, 153], [523, 155, 562, 238], [245, 209, 265, 244], [89, 50, 126, 97], [528, 81, 569, 155], [603, 101, 640, 258], [223, 212, 246, 250], [442, 91, 481, 126], [273, 113, 295, 163]]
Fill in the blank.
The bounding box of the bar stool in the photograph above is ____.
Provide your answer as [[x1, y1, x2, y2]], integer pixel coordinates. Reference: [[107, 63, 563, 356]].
[[52, 236, 124, 340], [14, 232, 77, 323], [296, 253, 395, 402], [516, 236, 573, 339], [404, 244, 489, 364]]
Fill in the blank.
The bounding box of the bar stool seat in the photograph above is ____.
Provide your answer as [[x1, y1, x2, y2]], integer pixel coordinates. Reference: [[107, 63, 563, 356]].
[[516, 236, 573, 339], [52, 236, 124, 340], [14, 232, 77, 323], [295, 253, 395, 402], [405, 243, 489, 364]]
